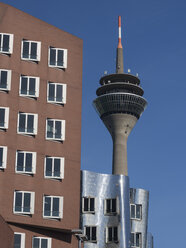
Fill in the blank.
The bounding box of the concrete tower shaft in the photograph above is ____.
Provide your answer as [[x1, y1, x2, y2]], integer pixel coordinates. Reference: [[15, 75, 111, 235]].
[[93, 17, 147, 176]]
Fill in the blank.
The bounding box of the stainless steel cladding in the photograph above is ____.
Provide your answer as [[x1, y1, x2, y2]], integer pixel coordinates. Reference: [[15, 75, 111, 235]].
[[130, 188, 149, 248], [81, 170, 131, 248], [146, 233, 153, 248]]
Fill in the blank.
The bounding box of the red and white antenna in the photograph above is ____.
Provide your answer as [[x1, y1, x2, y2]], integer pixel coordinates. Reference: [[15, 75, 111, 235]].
[[116, 16, 124, 73], [118, 16, 122, 49]]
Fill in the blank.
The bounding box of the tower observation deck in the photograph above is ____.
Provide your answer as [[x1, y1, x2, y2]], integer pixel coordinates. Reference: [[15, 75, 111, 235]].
[[93, 16, 147, 176]]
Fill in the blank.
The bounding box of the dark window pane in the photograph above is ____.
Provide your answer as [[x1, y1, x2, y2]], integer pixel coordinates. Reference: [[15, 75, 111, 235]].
[[90, 198, 94, 212], [106, 199, 110, 213], [30, 42, 37, 59], [83, 198, 88, 212], [0, 148, 3, 167], [56, 85, 62, 102], [54, 158, 60, 177], [50, 48, 56, 66], [25, 153, 32, 172], [0, 35, 1, 49], [3, 35, 9, 52], [41, 239, 48, 248], [130, 233, 134, 246], [92, 227, 96, 241], [29, 78, 36, 96], [47, 120, 53, 138], [27, 115, 34, 133], [19, 114, 26, 132], [48, 83, 55, 101], [23, 193, 30, 212], [44, 197, 51, 216], [86, 227, 90, 240], [0, 71, 7, 88], [136, 205, 141, 219], [131, 204, 135, 218], [55, 121, 61, 139], [108, 227, 112, 242], [57, 50, 64, 66], [114, 227, 118, 241], [53, 198, 59, 216], [15, 192, 22, 212], [33, 238, 40, 248], [22, 41, 29, 58], [136, 234, 140, 247], [0, 109, 5, 127], [17, 152, 24, 171], [14, 233, 21, 248], [21, 77, 28, 95], [112, 199, 116, 212], [46, 158, 52, 177]]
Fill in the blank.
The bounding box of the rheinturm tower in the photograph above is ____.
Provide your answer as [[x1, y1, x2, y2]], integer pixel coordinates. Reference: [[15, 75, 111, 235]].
[[93, 16, 147, 175], [81, 17, 154, 248]]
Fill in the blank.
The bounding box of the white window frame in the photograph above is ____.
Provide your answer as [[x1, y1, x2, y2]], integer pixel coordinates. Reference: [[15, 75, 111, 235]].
[[0, 33, 14, 54], [43, 195, 63, 219], [82, 197, 95, 214], [21, 40, 41, 61], [106, 226, 119, 243], [13, 190, 35, 215], [44, 156, 64, 180], [32, 237, 52, 248], [19, 75, 40, 98], [130, 204, 142, 220], [46, 119, 65, 141], [0, 69, 11, 91], [15, 150, 36, 175], [47, 82, 67, 104], [84, 226, 97, 243], [48, 47, 67, 69], [14, 232, 25, 248], [0, 146, 7, 169], [0, 107, 9, 129], [17, 112, 38, 136], [104, 198, 118, 215], [131, 232, 142, 248]]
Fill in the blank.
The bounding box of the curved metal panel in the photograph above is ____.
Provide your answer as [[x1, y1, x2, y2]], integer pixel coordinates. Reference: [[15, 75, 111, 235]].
[[146, 233, 153, 248], [81, 170, 130, 248], [130, 188, 149, 248]]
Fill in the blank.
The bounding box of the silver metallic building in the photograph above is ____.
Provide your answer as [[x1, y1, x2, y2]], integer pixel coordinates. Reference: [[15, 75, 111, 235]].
[[80, 17, 154, 248]]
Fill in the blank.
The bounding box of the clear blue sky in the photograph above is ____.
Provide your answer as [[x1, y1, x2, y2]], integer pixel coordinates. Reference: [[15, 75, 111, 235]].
[[1, 0, 186, 247]]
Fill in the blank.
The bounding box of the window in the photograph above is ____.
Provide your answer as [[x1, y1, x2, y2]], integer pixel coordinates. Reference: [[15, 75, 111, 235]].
[[20, 76, 39, 98], [0, 69, 11, 91], [15, 151, 36, 174], [21, 40, 41, 61], [32, 237, 52, 248], [130, 204, 142, 220], [45, 156, 64, 179], [46, 119, 65, 141], [131, 233, 141, 248], [0, 107, 9, 129], [43, 195, 63, 219], [82, 197, 95, 213], [14, 232, 25, 248], [47, 82, 66, 104], [84, 226, 97, 242], [0, 33, 13, 54], [104, 198, 117, 215], [17, 112, 38, 135], [106, 226, 118, 243], [0, 146, 7, 169], [13, 191, 35, 215], [49, 47, 67, 68]]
